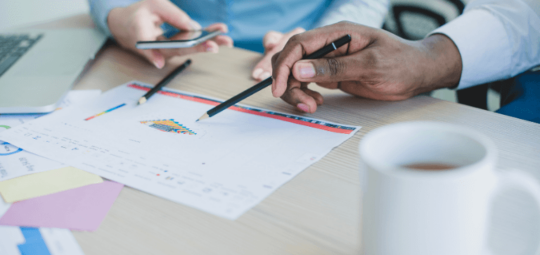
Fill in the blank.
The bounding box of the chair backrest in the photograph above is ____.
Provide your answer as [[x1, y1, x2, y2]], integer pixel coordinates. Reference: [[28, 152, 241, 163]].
[[383, 0, 464, 40]]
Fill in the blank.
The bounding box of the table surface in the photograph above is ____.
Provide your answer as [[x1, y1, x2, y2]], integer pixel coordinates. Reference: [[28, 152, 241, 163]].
[[31, 14, 540, 255]]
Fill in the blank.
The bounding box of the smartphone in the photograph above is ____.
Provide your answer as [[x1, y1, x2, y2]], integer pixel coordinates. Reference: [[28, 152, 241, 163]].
[[136, 30, 222, 49]]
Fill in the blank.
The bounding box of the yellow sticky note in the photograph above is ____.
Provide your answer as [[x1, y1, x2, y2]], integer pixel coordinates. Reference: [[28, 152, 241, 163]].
[[0, 167, 103, 203]]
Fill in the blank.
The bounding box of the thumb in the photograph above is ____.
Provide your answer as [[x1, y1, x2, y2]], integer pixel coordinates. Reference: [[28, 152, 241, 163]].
[[291, 56, 359, 83], [139, 49, 165, 69]]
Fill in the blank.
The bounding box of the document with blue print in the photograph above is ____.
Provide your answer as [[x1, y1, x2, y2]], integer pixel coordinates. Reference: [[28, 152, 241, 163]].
[[0, 82, 360, 219], [0, 226, 85, 255], [0, 90, 101, 181]]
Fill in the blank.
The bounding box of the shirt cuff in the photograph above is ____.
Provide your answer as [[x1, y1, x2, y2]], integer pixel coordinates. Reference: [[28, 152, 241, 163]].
[[428, 9, 512, 89]]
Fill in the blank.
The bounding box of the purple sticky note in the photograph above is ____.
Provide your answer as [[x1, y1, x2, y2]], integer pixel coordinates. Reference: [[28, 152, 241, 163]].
[[0, 181, 123, 231]]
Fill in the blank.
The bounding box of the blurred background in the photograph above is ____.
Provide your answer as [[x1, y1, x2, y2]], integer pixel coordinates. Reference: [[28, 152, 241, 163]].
[[0, 0, 499, 111]]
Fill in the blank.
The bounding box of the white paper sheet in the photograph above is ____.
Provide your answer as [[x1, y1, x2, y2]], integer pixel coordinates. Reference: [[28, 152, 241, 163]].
[[0, 90, 101, 181], [0, 226, 84, 255], [0, 198, 10, 218], [40, 228, 85, 255], [0, 81, 360, 219]]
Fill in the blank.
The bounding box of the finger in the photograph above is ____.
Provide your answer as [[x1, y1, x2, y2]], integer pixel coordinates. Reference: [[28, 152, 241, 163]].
[[254, 28, 304, 81], [263, 31, 282, 50], [271, 22, 373, 97], [301, 83, 324, 105], [264, 28, 304, 53], [213, 35, 233, 47], [205, 23, 229, 33], [252, 53, 274, 81], [167, 30, 201, 40], [291, 56, 360, 83], [159, 40, 219, 58], [138, 49, 165, 69], [134, 18, 166, 68], [315, 82, 339, 90], [167, 31, 232, 48], [283, 27, 306, 40], [280, 78, 318, 113], [150, 0, 199, 30]]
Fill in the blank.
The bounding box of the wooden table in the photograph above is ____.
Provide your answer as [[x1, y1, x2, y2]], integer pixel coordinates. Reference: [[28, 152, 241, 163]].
[[34, 14, 540, 255]]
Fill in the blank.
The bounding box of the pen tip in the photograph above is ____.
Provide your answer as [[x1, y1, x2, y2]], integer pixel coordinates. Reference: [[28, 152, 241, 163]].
[[197, 113, 209, 122], [138, 97, 146, 105]]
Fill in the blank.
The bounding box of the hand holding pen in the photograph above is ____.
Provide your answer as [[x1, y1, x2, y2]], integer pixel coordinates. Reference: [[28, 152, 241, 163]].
[[197, 34, 351, 121]]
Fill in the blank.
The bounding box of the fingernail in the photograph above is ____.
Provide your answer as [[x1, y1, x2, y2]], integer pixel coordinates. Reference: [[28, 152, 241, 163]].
[[189, 20, 202, 30], [259, 72, 271, 80], [204, 42, 218, 53], [252, 68, 263, 78], [297, 62, 315, 78], [297, 103, 310, 112], [152, 50, 164, 69], [153, 60, 164, 69]]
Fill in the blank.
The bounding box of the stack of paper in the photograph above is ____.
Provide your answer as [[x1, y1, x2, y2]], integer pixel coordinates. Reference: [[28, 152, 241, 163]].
[[0, 90, 122, 254], [0, 181, 123, 231], [0, 90, 102, 182], [0, 199, 85, 255], [0, 81, 361, 219]]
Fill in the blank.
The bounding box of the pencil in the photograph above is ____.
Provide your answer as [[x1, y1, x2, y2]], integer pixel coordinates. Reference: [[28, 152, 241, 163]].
[[196, 34, 351, 121], [138, 59, 192, 105]]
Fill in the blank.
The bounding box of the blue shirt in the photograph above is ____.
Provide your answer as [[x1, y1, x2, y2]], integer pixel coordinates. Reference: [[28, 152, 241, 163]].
[[89, 0, 332, 52]]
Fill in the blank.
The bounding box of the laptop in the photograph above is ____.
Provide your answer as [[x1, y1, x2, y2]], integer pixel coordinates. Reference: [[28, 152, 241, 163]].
[[0, 28, 106, 113]]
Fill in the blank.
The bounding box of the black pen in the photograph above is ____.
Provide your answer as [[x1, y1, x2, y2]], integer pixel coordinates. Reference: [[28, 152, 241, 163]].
[[138, 59, 192, 105], [196, 34, 351, 121]]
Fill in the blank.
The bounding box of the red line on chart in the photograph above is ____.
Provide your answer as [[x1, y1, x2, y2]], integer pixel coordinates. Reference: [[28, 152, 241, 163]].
[[128, 83, 356, 134]]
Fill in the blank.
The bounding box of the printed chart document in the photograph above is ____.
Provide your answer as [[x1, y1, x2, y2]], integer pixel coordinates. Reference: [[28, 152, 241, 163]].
[[0, 90, 101, 181], [0, 82, 360, 219]]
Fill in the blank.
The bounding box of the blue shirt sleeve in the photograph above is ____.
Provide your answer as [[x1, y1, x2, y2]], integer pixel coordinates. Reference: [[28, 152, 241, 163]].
[[88, 0, 137, 37]]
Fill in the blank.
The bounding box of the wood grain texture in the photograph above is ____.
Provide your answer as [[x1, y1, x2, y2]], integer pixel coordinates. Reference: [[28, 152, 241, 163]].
[[39, 14, 540, 255]]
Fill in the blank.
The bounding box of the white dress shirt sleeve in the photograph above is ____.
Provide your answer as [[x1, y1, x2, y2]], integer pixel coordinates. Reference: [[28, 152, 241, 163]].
[[314, 0, 390, 29], [429, 0, 540, 89]]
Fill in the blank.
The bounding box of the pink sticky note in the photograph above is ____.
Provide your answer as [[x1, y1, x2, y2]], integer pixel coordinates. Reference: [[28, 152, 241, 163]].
[[0, 181, 123, 231]]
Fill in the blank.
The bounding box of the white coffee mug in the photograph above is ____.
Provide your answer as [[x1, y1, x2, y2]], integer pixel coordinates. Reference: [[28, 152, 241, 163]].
[[359, 121, 540, 255]]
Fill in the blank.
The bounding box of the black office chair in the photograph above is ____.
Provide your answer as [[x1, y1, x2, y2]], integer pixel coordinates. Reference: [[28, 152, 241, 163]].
[[383, 0, 495, 110]]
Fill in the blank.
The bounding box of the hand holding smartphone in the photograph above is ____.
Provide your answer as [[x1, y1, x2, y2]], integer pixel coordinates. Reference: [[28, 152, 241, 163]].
[[136, 30, 223, 49]]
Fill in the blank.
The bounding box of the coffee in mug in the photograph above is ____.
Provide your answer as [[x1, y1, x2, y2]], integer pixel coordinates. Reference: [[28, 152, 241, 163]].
[[402, 163, 457, 170]]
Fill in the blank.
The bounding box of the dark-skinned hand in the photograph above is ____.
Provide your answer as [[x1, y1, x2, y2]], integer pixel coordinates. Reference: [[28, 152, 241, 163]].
[[271, 21, 462, 113]]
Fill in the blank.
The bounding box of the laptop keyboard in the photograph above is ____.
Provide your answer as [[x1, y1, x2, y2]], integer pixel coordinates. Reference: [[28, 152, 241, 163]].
[[0, 34, 43, 77]]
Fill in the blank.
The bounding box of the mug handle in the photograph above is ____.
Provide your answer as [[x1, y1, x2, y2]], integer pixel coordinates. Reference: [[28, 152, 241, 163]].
[[488, 169, 540, 255]]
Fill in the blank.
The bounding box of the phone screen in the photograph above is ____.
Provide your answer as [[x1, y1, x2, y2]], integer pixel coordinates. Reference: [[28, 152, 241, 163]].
[[136, 29, 221, 49], [163, 30, 212, 42]]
